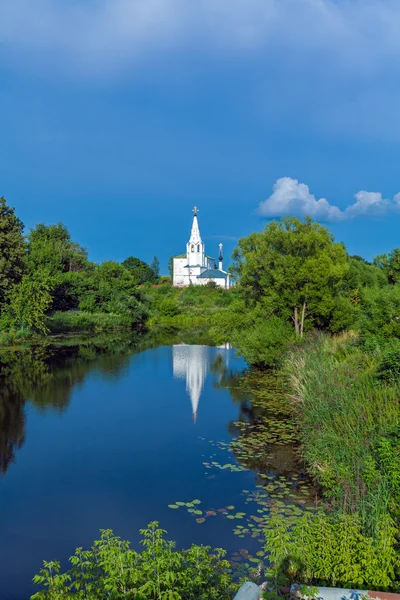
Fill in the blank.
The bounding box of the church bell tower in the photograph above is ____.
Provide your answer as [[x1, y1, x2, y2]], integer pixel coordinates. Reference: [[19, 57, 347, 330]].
[[187, 206, 205, 267]]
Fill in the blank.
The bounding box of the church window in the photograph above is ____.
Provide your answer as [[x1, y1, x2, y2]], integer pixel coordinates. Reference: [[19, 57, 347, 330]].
[[197, 245, 200, 252], [191, 245, 194, 252]]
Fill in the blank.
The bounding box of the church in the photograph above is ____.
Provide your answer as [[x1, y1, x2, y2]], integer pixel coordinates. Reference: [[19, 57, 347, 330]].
[[172, 207, 231, 288]]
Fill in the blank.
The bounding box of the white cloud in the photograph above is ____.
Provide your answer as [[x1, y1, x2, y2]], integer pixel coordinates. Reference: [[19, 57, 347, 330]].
[[258, 177, 400, 222]]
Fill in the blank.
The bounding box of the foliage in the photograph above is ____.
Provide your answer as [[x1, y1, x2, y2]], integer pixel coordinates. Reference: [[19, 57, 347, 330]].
[[346, 256, 387, 291], [150, 256, 160, 279], [9, 275, 53, 333], [374, 249, 400, 284], [123, 256, 157, 284], [147, 284, 234, 326], [158, 299, 181, 318], [0, 196, 26, 307], [32, 522, 233, 600], [359, 285, 400, 340], [230, 316, 295, 368], [264, 510, 399, 590], [285, 332, 400, 532], [77, 261, 148, 326], [26, 223, 88, 277], [232, 217, 349, 336], [376, 349, 400, 382], [47, 311, 134, 333]]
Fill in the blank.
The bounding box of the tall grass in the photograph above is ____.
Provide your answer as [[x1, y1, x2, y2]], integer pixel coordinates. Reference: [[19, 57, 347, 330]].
[[47, 311, 132, 333], [285, 332, 400, 532]]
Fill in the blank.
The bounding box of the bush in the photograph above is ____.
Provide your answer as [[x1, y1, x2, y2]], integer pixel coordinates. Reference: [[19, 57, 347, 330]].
[[376, 349, 400, 382], [264, 510, 398, 590], [32, 522, 233, 600], [360, 285, 400, 339], [158, 299, 180, 318], [232, 316, 295, 368]]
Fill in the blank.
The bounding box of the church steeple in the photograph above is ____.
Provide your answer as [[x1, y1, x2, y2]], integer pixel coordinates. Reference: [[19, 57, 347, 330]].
[[218, 243, 223, 271], [187, 206, 205, 267], [189, 206, 202, 245]]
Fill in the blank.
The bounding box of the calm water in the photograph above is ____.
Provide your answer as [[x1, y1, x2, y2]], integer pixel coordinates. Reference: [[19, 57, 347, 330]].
[[0, 333, 269, 599]]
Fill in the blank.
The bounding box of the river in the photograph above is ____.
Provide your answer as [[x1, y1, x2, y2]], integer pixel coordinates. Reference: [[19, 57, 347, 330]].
[[0, 330, 306, 599]]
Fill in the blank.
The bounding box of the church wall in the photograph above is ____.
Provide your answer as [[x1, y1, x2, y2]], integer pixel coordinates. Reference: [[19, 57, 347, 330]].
[[195, 278, 229, 289], [172, 258, 188, 287]]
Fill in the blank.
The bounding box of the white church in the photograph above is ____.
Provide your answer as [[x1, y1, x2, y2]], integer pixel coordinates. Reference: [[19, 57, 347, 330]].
[[172, 207, 231, 288]]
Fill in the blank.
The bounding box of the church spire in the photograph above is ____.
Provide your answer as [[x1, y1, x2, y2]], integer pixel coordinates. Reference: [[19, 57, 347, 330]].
[[189, 206, 202, 245]]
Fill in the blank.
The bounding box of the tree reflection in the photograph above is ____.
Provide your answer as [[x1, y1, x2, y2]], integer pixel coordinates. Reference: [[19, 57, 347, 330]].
[[0, 333, 142, 476], [0, 388, 25, 475]]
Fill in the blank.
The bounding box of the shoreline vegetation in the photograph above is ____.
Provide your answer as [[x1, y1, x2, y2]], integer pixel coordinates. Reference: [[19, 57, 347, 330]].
[[2, 196, 400, 595]]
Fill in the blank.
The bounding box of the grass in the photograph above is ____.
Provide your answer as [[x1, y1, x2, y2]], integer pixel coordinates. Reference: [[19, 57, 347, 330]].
[[47, 311, 133, 333], [285, 331, 400, 532], [144, 283, 235, 325], [0, 327, 34, 346]]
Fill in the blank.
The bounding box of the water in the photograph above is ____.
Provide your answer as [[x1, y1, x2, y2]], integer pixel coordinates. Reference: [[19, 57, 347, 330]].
[[0, 334, 268, 599]]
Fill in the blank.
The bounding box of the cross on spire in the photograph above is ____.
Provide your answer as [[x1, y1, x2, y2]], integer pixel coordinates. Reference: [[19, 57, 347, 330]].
[[193, 206, 199, 216]]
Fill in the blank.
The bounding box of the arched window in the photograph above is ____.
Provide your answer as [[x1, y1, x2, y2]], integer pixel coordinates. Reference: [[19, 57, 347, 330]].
[[191, 245, 194, 252], [197, 245, 200, 252]]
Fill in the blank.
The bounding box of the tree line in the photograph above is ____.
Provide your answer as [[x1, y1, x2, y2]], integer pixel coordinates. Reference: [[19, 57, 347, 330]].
[[0, 197, 160, 335], [211, 216, 400, 366]]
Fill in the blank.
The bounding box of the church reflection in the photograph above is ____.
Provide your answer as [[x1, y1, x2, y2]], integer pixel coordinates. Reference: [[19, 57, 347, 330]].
[[172, 344, 230, 422]]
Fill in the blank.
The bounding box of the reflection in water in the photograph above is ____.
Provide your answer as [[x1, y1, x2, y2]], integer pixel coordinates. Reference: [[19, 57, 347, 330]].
[[0, 329, 225, 477], [0, 390, 25, 475], [173, 344, 230, 422]]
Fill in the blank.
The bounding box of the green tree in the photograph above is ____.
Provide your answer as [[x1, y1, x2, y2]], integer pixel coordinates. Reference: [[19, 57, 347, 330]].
[[122, 256, 156, 284], [26, 223, 89, 312], [26, 223, 88, 276], [374, 249, 400, 284], [0, 197, 26, 307], [168, 256, 174, 279], [360, 285, 400, 339], [10, 274, 53, 333], [150, 256, 160, 279], [232, 217, 349, 336]]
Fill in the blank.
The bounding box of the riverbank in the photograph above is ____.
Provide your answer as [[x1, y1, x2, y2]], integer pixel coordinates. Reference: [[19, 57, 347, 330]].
[[260, 331, 400, 592]]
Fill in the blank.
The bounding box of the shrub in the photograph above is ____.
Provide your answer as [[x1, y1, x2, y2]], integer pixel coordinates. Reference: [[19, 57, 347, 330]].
[[376, 349, 400, 382], [360, 285, 400, 339], [158, 299, 180, 318], [232, 316, 295, 368], [264, 510, 399, 591], [32, 522, 233, 600]]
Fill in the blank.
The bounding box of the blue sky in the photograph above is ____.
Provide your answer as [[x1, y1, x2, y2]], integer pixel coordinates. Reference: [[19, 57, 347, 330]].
[[1, 0, 400, 272]]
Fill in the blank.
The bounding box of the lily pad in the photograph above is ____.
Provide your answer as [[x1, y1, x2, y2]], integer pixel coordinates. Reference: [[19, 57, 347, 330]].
[[168, 504, 179, 509], [196, 518, 206, 524]]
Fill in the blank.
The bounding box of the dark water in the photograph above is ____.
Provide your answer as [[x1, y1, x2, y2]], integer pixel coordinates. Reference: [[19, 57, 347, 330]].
[[0, 331, 270, 599]]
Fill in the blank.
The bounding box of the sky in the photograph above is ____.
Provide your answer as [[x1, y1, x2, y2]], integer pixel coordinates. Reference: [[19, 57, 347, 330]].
[[1, 0, 400, 272]]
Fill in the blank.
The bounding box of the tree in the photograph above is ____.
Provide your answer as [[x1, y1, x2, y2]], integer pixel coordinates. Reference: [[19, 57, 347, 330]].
[[168, 256, 174, 280], [0, 197, 26, 306], [374, 249, 400, 284], [10, 274, 53, 333], [122, 256, 156, 284], [26, 223, 88, 276], [232, 217, 349, 336], [26, 223, 89, 312], [150, 256, 160, 279]]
